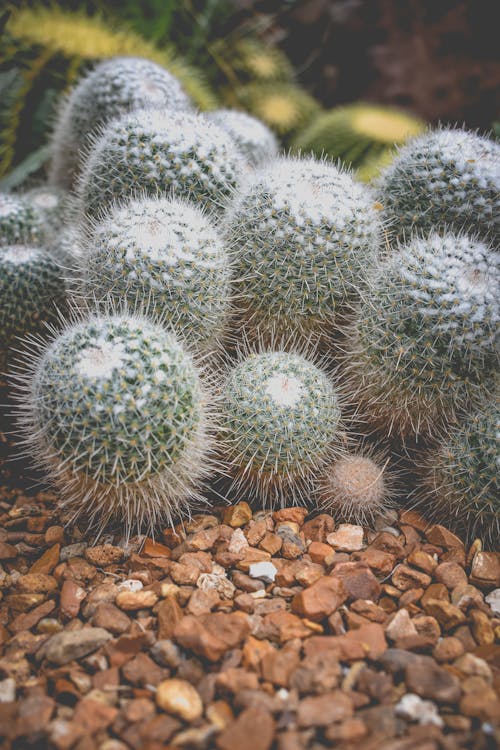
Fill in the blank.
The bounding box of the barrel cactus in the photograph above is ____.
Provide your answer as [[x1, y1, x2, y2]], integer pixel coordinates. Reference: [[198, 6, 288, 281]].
[[205, 109, 278, 166], [226, 155, 383, 342], [16, 314, 213, 536], [0, 193, 44, 246], [317, 448, 396, 526], [293, 103, 424, 171], [76, 109, 244, 219], [377, 128, 500, 241], [417, 393, 499, 547], [0, 244, 66, 372], [23, 185, 69, 237], [77, 196, 231, 348], [219, 350, 343, 505], [50, 56, 193, 189], [344, 233, 499, 439]]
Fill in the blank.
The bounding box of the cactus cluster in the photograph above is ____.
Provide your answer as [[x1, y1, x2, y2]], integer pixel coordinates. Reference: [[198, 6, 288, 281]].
[[77, 196, 231, 348], [50, 56, 193, 188], [1, 51, 499, 545], [76, 108, 244, 219], [226, 155, 384, 341]]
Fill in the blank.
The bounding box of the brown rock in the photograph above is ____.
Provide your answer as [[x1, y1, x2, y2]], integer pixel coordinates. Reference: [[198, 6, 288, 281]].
[[122, 652, 165, 686], [216, 706, 275, 750], [385, 609, 418, 643], [189, 526, 220, 551], [433, 636, 465, 662], [45, 526, 65, 544], [405, 656, 462, 703], [30, 544, 60, 574], [10, 599, 55, 634], [91, 603, 131, 635], [327, 524, 364, 552], [426, 525, 464, 548], [345, 623, 387, 659], [115, 589, 158, 610], [259, 532, 283, 556], [0, 541, 18, 559], [460, 688, 500, 721], [308, 541, 334, 564], [351, 599, 388, 624], [302, 514, 335, 542], [261, 610, 312, 642], [60, 580, 86, 620], [260, 642, 301, 686], [421, 583, 449, 608], [294, 561, 324, 587], [297, 691, 353, 727], [17, 573, 58, 594], [406, 549, 437, 575], [470, 609, 495, 645], [369, 531, 405, 559], [174, 612, 251, 662], [142, 538, 172, 558], [423, 599, 466, 629], [223, 503, 253, 528], [73, 697, 118, 735], [391, 564, 432, 591], [291, 576, 347, 622], [470, 552, 500, 588], [158, 595, 184, 639], [216, 668, 260, 694], [324, 717, 367, 742], [355, 548, 397, 577], [330, 562, 381, 601], [41, 627, 112, 665], [169, 561, 201, 585], [187, 588, 220, 616], [399, 510, 430, 531], [434, 562, 468, 589], [273, 507, 308, 525]]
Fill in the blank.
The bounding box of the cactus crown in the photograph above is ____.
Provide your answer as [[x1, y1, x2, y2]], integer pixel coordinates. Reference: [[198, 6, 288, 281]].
[[205, 109, 279, 166], [15, 313, 213, 536], [345, 232, 499, 437], [227, 155, 383, 339], [0, 193, 44, 246], [76, 108, 244, 219], [220, 349, 342, 504], [377, 128, 500, 241], [77, 195, 231, 348]]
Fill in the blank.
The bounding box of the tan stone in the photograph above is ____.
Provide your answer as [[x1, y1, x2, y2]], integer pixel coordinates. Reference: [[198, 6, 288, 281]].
[[291, 576, 347, 621], [156, 678, 203, 722]]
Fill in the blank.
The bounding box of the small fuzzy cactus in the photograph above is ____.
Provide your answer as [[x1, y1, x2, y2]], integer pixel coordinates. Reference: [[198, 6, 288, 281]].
[[377, 128, 500, 241], [317, 448, 396, 526], [344, 233, 499, 439], [219, 350, 343, 505], [77, 196, 231, 348], [50, 56, 193, 188], [0, 193, 44, 245], [16, 314, 213, 536], [293, 103, 424, 171], [417, 393, 499, 547], [205, 109, 279, 166], [76, 109, 244, 219], [23, 185, 69, 237], [226, 156, 384, 341], [0, 244, 66, 372]]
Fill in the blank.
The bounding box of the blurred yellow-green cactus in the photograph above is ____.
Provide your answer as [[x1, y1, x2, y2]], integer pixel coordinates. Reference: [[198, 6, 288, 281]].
[[236, 82, 321, 139], [0, 6, 217, 176]]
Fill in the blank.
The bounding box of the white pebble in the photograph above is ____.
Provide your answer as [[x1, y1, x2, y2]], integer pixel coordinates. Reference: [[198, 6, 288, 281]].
[[395, 693, 443, 727], [485, 589, 500, 616], [118, 579, 144, 592], [248, 561, 277, 582]]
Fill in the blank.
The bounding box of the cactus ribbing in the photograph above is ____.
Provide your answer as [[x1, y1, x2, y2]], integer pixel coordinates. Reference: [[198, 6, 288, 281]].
[[219, 350, 343, 505], [226, 156, 383, 341], [16, 314, 212, 536], [0, 193, 44, 246], [377, 128, 500, 241], [205, 109, 279, 166], [417, 394, 499, 547], [76, 109, 244, 220], [344, 233, 499, 439], [0, 244, 66, 372], [78, 196, 231, 348], [50, 56, 193, 188]]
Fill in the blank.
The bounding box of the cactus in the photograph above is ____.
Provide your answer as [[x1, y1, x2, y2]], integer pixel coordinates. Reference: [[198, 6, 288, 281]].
[[16, 313, 213, 536], [417, 393, 499, 547], [293, 103, 424, 171], [226, 155, 384, 341], [23, 185, 69, 237], [343, 233, 499, 439], [377, 128, 500, 241], [0, 6, 217, 176], [232, 39, 294, 83], [237, 83, 320, 138], [0, 244, 66, 372], [76, 109, 244, 220], [0, 193, 44, 245], [219, 350, 343, 505], [317, 448, 396, 526], [77, 196, 231, 348], [49, 57, 193, 189], [205, 109, 279, 166]]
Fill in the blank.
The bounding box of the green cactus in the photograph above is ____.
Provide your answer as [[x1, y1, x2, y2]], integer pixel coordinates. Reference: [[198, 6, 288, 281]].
[[77, 196, 231, 349], [236, 82, 320, 139], [226, 155, 384, 342], [49, 56, 193, 189], [0, 244, 66, 372], [417, 393, 499, 547], [17, 314, 212, 536], [317, 447, 396, 526], [219, 350, 343, 505], [205, 109, 279, 166], [0, 192, 44, 245], [76, 109, 244, 220], [344, 233, 499, 440], [377, 128, 500, 242], [23, 185, 69, 238], [231, 39, 294, 83], [293, 103, 424, 172]]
